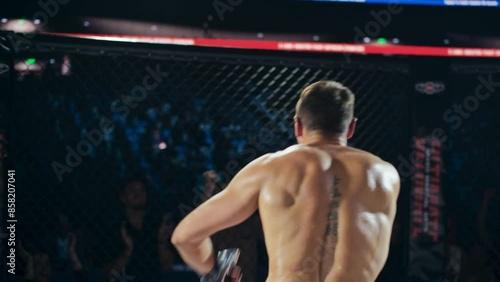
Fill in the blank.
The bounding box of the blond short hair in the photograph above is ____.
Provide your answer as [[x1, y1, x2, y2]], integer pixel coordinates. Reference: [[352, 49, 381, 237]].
[[296, 81, 355, 135]]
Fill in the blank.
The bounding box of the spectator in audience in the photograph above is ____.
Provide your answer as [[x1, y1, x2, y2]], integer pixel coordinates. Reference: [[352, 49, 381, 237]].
[[445, 215, 465, 282], [103, 177, 175, 282], [17, 239, 90, 282], [201, 170, 222, 200], [456, 185, 498, 282], [479, 186, 500, 282], [462, 244, 494, 282], [19, 211, 91, 282], [17, 241, 53, 282], [50, 213, 74, 274]]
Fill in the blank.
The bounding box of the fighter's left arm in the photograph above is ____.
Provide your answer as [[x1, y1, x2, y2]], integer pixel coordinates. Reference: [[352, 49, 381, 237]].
[[171, 154, 270, 275]]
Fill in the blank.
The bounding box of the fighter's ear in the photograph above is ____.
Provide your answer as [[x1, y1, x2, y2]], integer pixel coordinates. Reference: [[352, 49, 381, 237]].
[[347, 117, 357, 139], [294, 116, 303, 139]]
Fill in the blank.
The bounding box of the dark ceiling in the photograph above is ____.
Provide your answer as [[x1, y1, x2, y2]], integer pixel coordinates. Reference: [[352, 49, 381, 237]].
[[3, 0, 500, 44]]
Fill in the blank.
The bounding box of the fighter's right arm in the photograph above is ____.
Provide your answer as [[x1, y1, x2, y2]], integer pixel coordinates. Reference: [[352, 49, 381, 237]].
[[329, 163, 400, 282], [171, 154, 271, 275]]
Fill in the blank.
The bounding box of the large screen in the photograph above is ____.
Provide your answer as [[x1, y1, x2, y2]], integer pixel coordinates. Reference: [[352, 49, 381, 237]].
[[304, 0, 499, 6]]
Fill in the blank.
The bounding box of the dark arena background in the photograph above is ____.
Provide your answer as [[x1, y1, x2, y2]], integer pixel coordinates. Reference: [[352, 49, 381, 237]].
[[1, 1, 500, 282]]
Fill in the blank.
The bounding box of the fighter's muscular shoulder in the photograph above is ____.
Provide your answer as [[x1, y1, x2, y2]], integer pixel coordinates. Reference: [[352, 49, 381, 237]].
[[336, 147, 399, 187], [264, 145, 399, 197]]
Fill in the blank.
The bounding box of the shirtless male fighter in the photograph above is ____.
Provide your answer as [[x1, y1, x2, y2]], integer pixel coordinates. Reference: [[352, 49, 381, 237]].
[[172, 80, 401, 282]]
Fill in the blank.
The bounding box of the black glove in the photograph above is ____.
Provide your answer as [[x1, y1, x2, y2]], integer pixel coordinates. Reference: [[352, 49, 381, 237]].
[[200, 248, 240, 282]]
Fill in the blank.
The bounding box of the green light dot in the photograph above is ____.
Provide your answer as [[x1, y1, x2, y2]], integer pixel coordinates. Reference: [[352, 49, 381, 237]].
[[18, 19, 26, 24], [377, 38, 387, 44], [26, 58, 36, 65]]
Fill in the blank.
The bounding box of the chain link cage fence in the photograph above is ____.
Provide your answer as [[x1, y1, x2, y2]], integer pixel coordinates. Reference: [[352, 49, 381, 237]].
[[5, 35, 411, 282], [0, 41, 10, 281], [443, 66, 500, 282]]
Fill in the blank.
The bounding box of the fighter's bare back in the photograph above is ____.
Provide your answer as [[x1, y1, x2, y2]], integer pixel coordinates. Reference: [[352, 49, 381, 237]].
[[258, 144, 400, 282], [172, 81, 400, 282]]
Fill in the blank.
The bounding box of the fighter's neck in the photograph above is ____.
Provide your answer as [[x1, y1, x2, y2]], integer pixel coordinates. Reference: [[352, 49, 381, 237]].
[[301, 133, 347, 147]]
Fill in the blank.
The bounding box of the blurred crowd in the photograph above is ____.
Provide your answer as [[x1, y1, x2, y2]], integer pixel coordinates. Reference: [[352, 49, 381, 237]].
[[12, 76, 270, 282], [12, 82, 403, 282], [443, 101, 500, 282], [11, 70, 499, 282], [14, 172, 262, 282], [46, 87, 252, 193]]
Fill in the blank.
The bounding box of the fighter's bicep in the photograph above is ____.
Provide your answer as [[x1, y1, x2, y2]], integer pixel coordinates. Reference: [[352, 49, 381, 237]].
[[174, 187, 258, 243], [175, 159, 265, 242], [207, 181, 259, 225]]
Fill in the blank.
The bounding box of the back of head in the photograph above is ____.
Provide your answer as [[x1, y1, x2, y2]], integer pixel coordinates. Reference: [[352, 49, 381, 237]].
[[296, 81, 355, 136]]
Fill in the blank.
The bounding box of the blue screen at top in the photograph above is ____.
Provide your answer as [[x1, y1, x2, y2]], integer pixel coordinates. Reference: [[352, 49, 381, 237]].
[[304, 0, 499, 6]]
